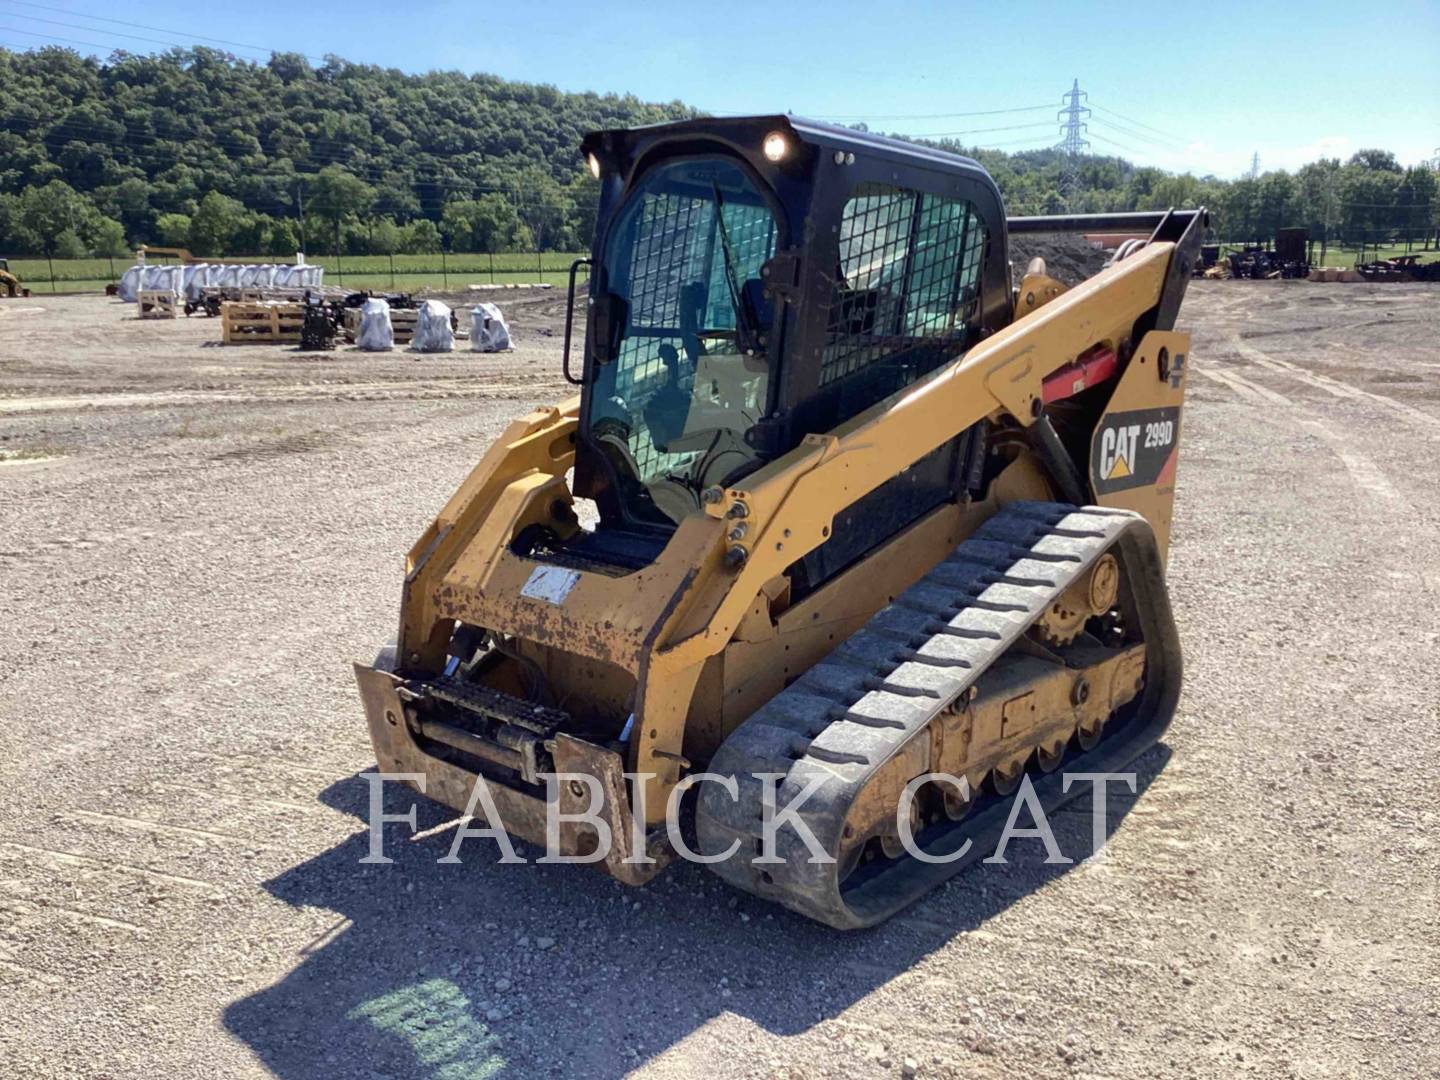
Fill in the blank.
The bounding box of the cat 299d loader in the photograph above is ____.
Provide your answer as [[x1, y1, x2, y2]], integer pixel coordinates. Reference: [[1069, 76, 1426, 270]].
[[355, 115, 1204, 928]]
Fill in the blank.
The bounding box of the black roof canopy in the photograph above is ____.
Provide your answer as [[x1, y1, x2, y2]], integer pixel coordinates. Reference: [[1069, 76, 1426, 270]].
[[581, 114, 999, 194]]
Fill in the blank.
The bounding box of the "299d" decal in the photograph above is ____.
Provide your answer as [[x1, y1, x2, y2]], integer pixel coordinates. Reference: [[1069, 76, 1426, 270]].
[[1090, 406, 1181, 495]]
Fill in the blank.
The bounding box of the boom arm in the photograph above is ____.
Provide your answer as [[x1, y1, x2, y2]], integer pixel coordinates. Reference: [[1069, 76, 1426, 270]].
[[658, 239, 1179, 662]]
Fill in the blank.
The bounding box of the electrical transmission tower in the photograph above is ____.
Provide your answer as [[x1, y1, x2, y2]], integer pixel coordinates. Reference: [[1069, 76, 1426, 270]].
[[1247, 152, 1260, 180], [1054, 79, 1090, 210]]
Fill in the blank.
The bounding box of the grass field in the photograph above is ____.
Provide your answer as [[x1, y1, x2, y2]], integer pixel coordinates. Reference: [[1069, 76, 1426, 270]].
[[5, 252, 588, 293]]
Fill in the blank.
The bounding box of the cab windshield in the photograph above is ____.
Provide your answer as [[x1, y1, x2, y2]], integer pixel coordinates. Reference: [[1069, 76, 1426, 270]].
[[587, 157, 778, 526]]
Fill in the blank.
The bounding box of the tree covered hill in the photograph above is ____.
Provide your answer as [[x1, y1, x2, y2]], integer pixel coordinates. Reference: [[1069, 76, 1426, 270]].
[[0, 45, 1433, 260], [0, 46, 694, 257]]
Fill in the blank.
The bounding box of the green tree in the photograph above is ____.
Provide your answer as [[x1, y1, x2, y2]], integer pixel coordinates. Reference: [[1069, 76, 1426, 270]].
[[18, 180, 86, 257], [308, 165, 375, 256], [442, 194, 525, 252], [510, 166, 573, 251], [53, 229, 87, 259], [0, 192, 23, 250], [369, 217, 402, 254], [155, 213, 192, 247], [565, 173, 600, 249], [1347, 149, 1401, 173], [1256, 172, 1300, 236], [229, 212, 272, 256], [399, 218, 441, 253], [188, 191, 248, 255], [86, 216, 129, 256], [267, 219, 300, 256]]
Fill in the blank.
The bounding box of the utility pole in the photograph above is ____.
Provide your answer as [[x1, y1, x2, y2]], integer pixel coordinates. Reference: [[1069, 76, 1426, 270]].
[[295, 181, 307, 255], [1054, 78, 1091, 211]]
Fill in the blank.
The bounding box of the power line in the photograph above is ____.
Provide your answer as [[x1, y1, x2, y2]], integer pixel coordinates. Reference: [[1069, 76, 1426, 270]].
[[1087, 114, 1187, 152], [1086, 131, 1147, 156], [0, 23, 137, 52], [813, 103, 1056, 122], [5, 12, 257, 55], [1089, 102, 1184, 143], [0, 0, 327, 61], [959, 137, 1058, 151], [904, 121, 1057, 139]]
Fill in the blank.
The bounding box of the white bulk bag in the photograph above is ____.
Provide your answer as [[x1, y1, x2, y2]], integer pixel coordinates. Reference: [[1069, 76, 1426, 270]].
[[411, 300, 454, 353], [144, 265, 181, 296], [272, 264, 295, 288], [182, 264, 211, 302], [118, 265, 142, 302], [469, 303, 512, 352], [357, 298, 394, 351]]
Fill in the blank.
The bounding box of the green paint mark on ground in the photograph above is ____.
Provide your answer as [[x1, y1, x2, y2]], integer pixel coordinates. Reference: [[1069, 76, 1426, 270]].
[[348, 978, 505, 1079]]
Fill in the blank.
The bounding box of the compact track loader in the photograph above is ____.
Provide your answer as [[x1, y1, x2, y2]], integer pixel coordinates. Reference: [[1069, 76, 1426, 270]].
[[355, 116, 1204, 928]]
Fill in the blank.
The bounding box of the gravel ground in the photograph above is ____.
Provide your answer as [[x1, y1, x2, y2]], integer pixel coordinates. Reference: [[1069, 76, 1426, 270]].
[[0, 282, 1436, 1079]]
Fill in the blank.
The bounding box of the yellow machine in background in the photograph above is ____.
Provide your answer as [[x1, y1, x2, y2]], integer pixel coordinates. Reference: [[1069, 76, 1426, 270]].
[[0, 258, 28, 297], [355, 116, 1204, 927]]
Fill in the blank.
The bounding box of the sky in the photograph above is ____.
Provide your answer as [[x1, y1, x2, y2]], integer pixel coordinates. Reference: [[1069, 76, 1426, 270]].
[[1, 0, 1437, 179]]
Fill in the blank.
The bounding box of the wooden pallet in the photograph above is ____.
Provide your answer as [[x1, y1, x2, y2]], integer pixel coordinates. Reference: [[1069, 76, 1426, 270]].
[[138, 290, 178, 319], [343, 307, 419, 345], [221, 301, 305, 344]]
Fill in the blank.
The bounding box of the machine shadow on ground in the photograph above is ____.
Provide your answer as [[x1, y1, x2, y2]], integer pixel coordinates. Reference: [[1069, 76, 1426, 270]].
[[224, 746, 1170, 1079]]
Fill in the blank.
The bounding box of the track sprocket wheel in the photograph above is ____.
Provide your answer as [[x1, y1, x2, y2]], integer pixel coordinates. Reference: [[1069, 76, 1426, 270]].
[[1033, 552, 1119, 646]]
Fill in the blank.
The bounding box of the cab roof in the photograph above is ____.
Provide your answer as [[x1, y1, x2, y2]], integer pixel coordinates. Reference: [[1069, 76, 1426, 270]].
[[581, 114, 992, 185]]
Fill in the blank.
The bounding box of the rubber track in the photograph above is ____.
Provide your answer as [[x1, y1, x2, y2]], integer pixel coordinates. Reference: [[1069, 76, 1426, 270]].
[[695, 501, 1182, 929]]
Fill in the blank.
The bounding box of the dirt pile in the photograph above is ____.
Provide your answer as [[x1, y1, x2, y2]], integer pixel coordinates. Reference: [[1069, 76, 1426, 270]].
[[1008, 232, 1111, 286]]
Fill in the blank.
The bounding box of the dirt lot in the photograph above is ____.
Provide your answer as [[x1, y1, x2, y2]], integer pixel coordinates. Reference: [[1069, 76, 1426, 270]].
[[1, 282, 1436, 1079]]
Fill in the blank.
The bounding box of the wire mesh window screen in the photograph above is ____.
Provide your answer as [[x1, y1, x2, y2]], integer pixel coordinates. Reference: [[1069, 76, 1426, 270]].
[[704, 206, 775, 329], [599, 166, 777, 485], [821, 183, 986, 386], [611, 191, 709, 479]]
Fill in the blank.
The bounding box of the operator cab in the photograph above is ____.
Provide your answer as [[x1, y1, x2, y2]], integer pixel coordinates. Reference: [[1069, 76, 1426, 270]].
[[564, 116, 1012, 567]]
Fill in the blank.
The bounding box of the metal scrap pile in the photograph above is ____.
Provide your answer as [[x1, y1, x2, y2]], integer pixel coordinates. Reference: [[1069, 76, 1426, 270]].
[[1355, 255, 1440, 283], [1227, 246, 1311, 280]]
